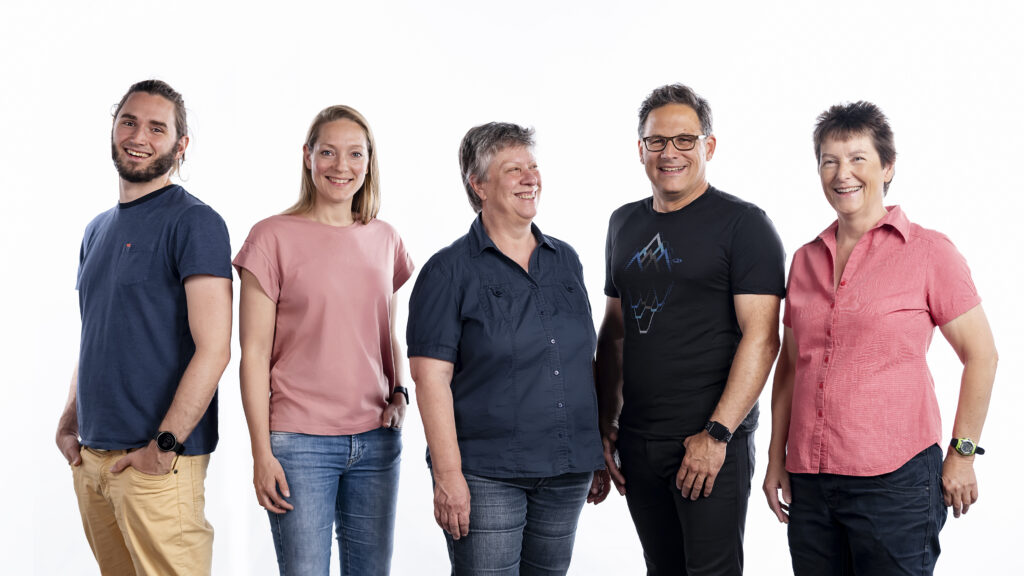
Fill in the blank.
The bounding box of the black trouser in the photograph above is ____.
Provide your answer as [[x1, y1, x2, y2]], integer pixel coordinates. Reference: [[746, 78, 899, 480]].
[[617, 430, 754, 576]]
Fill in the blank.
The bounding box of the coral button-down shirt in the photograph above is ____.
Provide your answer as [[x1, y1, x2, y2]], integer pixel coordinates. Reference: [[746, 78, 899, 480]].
[[783, 206, 980, 476]]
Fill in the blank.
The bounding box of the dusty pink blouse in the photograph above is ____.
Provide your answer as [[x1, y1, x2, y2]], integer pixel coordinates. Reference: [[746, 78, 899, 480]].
[[234, 215, 414, 435]]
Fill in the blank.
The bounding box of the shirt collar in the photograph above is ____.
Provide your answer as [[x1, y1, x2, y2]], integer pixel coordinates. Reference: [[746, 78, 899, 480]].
[[468, 214, 557, 256], [816, 205, 910, 250]]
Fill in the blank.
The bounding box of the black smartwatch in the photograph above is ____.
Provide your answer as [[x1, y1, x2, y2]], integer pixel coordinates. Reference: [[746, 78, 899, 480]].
[[704, 420, 733, 443], [393, 386, 411, 405], [950, 437, 985, 456], [154, 431, 185, 455]]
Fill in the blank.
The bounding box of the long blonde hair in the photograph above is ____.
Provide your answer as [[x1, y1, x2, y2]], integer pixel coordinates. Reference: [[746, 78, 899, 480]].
[[284, 105, 380, 223]]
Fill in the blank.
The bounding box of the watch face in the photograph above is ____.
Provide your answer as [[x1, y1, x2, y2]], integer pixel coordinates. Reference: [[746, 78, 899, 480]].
[[960, 439, 975, 455], [157, 432, 176, 451]]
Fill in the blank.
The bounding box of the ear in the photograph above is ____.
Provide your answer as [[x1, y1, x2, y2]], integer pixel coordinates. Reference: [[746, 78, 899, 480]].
[[469, 174, 486, 202], [175, 135, 190, 159], [638, 139, 645, 164], [303, 144, 312, 171], [883, 161, 895, 184], [703, 134, 717, 161]]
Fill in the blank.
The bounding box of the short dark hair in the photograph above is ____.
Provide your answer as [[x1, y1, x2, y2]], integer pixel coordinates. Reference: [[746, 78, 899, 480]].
[[813, 101, 896, 193], [113, 79, 188, 142], [458, 122, 535, 213], [637, 84, 713, 137]]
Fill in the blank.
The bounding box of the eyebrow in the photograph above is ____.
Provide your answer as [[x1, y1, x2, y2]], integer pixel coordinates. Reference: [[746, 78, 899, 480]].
[[119, 113, 169, 129]]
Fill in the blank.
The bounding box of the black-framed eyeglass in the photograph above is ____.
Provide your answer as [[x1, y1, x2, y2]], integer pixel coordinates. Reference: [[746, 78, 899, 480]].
[[642, 133, 707, 152]]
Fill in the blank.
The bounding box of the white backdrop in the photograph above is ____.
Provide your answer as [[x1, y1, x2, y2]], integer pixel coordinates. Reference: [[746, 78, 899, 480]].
[[3, 1, 1021, 574]]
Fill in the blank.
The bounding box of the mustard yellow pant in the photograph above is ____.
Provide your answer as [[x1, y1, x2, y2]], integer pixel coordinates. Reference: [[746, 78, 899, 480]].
[[72, 447, 214, 576]]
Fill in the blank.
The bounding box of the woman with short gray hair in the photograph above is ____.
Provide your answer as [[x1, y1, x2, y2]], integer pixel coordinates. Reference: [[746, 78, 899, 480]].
[[407, 122, 609, 575]]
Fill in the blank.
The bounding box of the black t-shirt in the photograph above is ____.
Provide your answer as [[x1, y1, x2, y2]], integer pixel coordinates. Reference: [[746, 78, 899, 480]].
[[604, 186, 786, 439]]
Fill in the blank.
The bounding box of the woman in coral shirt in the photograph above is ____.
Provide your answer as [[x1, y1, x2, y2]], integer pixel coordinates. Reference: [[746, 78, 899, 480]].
[[763, 102, 997, 575]]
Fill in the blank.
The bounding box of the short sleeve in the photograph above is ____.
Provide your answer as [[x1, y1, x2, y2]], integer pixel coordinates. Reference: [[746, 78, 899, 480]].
[[174, 205, 233, 282], [926, 235, 981, 326], [233, 236, 281, 303], [393, 233, 414, 292], [730, 207, 787, 297], [406, 260, 461, 363]]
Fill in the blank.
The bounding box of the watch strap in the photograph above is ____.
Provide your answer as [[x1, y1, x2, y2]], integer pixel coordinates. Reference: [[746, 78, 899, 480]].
[[393, 386, 411, 405], [704, 420, 733, 443]]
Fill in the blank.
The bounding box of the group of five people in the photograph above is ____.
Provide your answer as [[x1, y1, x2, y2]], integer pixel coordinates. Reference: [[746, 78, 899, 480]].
[[56, 79, 996, 575]]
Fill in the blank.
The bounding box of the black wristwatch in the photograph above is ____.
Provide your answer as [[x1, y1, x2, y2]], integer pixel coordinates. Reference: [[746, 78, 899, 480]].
[[393, 386, 411, 405], [950, 437, 985, 456], [704, 420, 733, 443], [154, 431, 185, 455]]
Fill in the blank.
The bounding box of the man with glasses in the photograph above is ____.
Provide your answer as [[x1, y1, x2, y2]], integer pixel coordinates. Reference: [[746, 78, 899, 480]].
[[596, 84, 786, 574]]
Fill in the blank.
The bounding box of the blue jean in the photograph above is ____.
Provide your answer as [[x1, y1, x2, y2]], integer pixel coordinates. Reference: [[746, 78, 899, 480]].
[[788, 444, 947, 576], [444, 471, 594, 575], [268, 427, 401, 576]]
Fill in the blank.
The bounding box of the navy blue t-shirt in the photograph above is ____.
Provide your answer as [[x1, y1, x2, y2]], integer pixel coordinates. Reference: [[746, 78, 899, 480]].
[[407, 216, 605, 478], [76, 185, 232, 454]]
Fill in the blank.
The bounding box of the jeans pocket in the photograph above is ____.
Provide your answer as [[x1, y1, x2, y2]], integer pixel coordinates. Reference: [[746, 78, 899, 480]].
[[874, 449, 931, 492]]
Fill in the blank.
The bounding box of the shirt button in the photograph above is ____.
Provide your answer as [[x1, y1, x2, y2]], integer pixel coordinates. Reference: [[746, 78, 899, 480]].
[[553, 370, 560, 376], [557, 402, 564, 408], [550, 339, 556, 344], [839, 280, 847, 287], [826, 329, 832, 337], [817, 410, 823, 417], [830, 302, 835, 309], [824, 356, 829, 364], [818, 381, 824, 389]]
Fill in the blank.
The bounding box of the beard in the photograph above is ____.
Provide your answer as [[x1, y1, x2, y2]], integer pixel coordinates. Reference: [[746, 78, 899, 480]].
[[111, 142, 178, 183]]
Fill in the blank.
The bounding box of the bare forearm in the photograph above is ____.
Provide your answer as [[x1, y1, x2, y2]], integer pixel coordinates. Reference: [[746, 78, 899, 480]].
[[57, 365, 79, 433], [711, 329, 780, 431], [158, 346, 230, 441], [595, 334, 623, 431], [414, 369, 462, 474], [240, 354, 273, 458], [767, 358, 794, 463], [951, 355, 998, 441]]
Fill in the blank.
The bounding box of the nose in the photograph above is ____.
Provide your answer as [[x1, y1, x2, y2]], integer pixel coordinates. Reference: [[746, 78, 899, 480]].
[[523, 167, 540, 186], [122, 123, 145, 145], [837, 159, 853, 179]]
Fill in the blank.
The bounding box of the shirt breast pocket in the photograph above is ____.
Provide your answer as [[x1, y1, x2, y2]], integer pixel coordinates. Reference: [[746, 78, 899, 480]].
[[479, 283, 516, 325], [544, 278, 589, 316], [116, 244, 153, 285]]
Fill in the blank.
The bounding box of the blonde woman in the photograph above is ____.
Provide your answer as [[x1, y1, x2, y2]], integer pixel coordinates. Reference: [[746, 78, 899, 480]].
[[235, 105, 413, 575]]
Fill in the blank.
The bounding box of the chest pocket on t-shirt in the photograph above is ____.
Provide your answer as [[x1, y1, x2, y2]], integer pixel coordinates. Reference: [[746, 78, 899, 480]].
[[543, 278, 589, 316], [116, 243, 153, 285]]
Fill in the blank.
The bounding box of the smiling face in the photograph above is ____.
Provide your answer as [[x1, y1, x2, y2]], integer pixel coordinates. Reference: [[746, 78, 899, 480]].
[[304, 119, 369, 210], [110, 92, 186, 184], [474, 146, 541, 226], [639, 103, 715, 210], [818, 133, 894, 222]]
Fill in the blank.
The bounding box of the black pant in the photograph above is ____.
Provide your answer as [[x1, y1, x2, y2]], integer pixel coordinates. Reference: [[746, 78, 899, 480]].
[[617, 430, 754, 576], [787, 445, 947, 576]]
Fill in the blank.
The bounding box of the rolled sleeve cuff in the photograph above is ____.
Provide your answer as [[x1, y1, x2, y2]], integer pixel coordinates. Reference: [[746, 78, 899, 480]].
[[408, 344, 458, 363]]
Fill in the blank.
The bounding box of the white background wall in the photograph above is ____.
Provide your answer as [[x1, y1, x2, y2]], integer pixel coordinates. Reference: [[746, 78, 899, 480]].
[[3, 1, 1021, 574]]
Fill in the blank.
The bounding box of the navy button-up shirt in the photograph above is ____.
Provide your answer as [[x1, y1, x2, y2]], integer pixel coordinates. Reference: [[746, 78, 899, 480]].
[[407, 216, 604, 478]]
